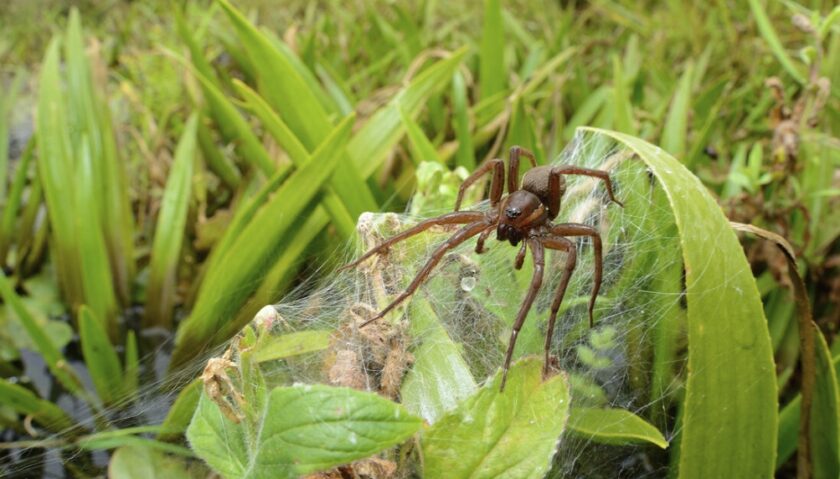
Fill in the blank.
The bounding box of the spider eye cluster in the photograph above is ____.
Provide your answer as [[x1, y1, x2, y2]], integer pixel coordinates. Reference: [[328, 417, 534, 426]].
[[505, 207, 522, 219]]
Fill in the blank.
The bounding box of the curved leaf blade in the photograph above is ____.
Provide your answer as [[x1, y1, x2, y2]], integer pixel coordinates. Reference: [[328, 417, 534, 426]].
[[568, 407, 668, 449], [582, 128, 777, 478]]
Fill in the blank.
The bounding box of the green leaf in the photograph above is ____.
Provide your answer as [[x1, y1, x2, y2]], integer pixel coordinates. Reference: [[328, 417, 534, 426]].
[[110, 445, 203, 479], [158, 379, 202, 442], [0, 272, 83, 395], [568, 407, 669, 449], [0, 377, 74, 432], [776, 328, 840, 475], [252, 330, 332, 363], [346, 47, 468, 179], [171, 115, 355, 369], [79, 305, 123, 405], [747, 0, 806, 84], [582, 128, 777, 478], [421, 358, 570, 479], [234, 80, 356, 239], [400, 106, 442, 165], [188, 64, 275, 176], [451, 70, 475, 170], [187, 385, 422, 478], [661, 62, 694, 160], [479, 0, 505, 99], [145, 113, 198, 328], [217, 0, 377, 217]]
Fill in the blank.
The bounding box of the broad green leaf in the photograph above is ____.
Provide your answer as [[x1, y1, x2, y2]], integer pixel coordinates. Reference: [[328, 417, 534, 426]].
[[0, 273, 83, 395], [479, 0, 505, 99], [661, 62, 694, 160], [421, 358, 570, 479], [79, 305, 123, 405], [187, 385, 422, 478], [0, 378, 74, 432], [582, 128, 777, 478], [568, 407, 669, 449], [171, 115, 355, 369], [110, 445, 203, 479], [145, 113, 198, 328], [252, 330, 332, 363]]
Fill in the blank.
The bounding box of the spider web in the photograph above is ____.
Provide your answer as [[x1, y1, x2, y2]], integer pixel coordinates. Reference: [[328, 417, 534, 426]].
[[3, 130, 686, 478]]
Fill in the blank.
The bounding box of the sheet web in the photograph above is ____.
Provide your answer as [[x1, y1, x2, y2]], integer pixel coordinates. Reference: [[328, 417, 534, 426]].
[[4, 131, 686, 478], [242, 131, 687, 477]]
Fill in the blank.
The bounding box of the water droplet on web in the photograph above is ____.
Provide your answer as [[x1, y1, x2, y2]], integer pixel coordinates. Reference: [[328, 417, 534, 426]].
[[460, 276, 477, 292]]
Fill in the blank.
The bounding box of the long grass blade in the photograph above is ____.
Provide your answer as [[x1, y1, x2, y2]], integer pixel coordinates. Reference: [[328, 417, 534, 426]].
[[145, 113, 199, 328]]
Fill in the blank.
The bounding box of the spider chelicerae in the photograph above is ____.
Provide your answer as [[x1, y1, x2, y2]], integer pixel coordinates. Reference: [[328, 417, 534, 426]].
[[343, 146, 623, 390]]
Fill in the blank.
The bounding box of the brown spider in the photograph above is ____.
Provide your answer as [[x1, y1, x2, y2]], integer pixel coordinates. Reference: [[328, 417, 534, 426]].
[[342, 146, 622, 390]]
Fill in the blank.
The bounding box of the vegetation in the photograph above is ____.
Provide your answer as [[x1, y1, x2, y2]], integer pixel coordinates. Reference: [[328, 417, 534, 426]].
[[0, 0, 838, 477]]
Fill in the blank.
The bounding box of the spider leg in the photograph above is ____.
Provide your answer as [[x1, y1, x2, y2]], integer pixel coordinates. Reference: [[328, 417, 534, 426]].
[[508, 146, 538, 193], [360, 221, 489, 327], [474, 225, 495, 254], [455, 159, 505, 211], [514, 241, 527, 270], [550, 165, 623, 207], [500, 238, 544, 391], [551, 223, 602, 328], [341, 211, 484, 271], [539, 236, 577, 377]]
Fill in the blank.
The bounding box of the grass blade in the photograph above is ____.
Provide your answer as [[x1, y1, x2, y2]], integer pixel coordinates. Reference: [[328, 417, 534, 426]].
[[145, 113, 199, 328], [479, 0, 505, 99], [170, 115, 356, 369], [661, 62, 694, 160], [0, 378, 74, 432], [78, 305, 124, 405], [451, 70, 475, 170], [748, 0, 806, 84]]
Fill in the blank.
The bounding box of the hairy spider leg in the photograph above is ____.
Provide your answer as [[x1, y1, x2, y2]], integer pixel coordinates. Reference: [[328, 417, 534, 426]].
[[549, 165, 624, 208], [551, 224, 603, 328], [340, 211, 485, 272], [507, 146, 538, 194], [360, 222, 490, 328], [500, 238, 545, 391], [539, 236, 577, 377], [454, 159, 504, 211]]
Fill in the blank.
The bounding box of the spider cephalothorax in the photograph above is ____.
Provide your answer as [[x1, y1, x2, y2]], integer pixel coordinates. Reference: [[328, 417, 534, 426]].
[[343, 146, 623, 390]]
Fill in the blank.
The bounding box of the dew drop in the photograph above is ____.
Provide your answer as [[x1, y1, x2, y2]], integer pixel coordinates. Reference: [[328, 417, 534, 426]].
[[460, 276, 477, 292]]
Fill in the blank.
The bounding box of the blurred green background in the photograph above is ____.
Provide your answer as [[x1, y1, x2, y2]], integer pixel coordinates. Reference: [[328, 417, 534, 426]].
[[0, 0, 838, 477]]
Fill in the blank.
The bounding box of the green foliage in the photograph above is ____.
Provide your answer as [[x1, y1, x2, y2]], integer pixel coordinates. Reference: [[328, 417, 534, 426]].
[[0, 0, 838, 476], [421, 358, 569, 479], [188, 384, 422, 478]]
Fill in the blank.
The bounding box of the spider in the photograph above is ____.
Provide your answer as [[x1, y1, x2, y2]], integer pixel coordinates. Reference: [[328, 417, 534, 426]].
[[342, 146, 623, 390]]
